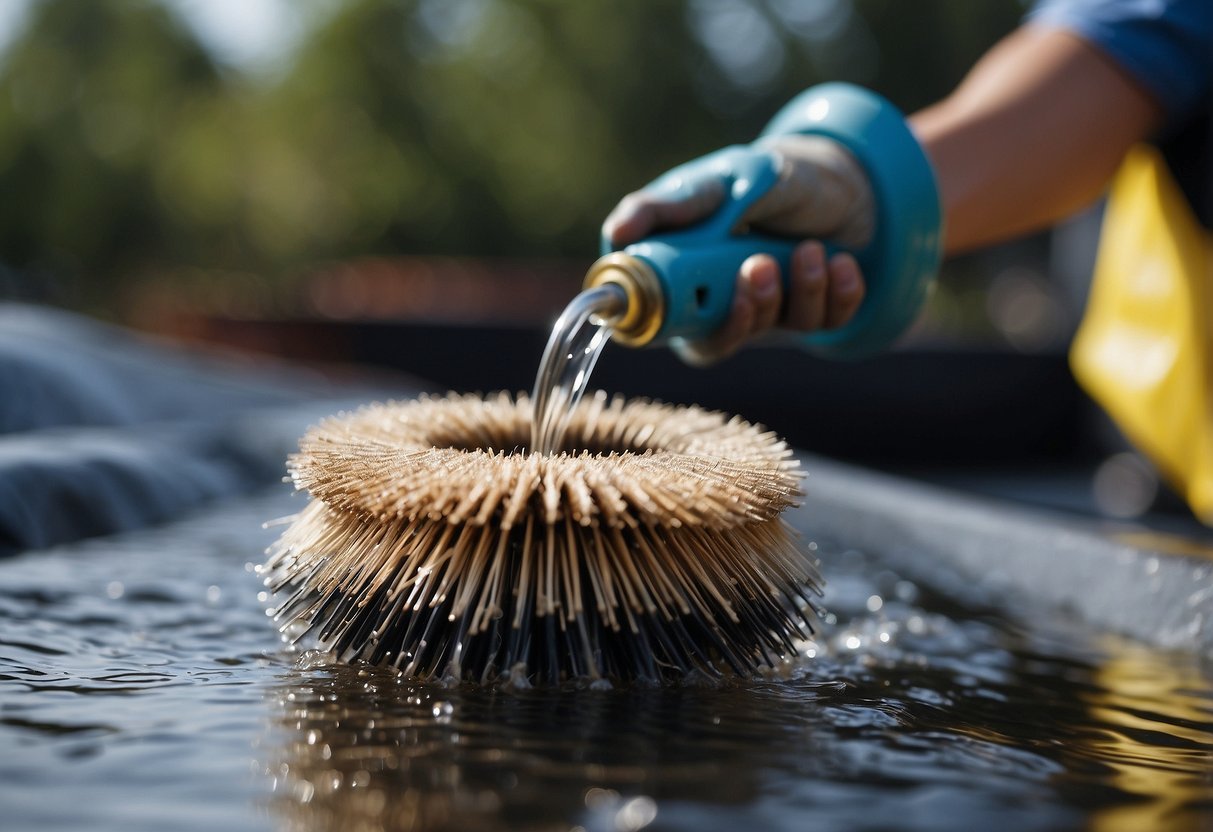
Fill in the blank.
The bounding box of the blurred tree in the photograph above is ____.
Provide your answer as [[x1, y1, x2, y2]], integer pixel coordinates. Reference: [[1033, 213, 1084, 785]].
[[0, 0, 1025, 306], [245, 0, 1023, 262], [0, 0, 229, 303], [256, 0, 749, 260]]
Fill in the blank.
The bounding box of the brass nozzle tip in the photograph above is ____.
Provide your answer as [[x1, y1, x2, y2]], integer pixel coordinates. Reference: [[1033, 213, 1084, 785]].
[[583, 253, 664, 347]]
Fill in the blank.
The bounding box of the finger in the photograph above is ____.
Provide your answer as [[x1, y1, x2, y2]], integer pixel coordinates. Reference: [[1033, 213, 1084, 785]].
[[783, 241, 828, 331], [740, 254, 783, 336], [672, 273, 754, 366], [824, 251, 865, 329], [602, 178, 725, 247]]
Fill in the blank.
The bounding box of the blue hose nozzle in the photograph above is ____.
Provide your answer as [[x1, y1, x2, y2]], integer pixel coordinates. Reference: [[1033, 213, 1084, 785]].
[[587, 83, 942, 359]]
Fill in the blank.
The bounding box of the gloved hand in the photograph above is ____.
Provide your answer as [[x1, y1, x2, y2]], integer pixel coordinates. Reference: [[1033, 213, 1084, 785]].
[[602, 135, 875, 365]]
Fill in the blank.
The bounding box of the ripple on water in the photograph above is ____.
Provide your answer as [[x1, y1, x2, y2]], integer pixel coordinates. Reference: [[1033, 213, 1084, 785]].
[[1, 489, 1211, 832]]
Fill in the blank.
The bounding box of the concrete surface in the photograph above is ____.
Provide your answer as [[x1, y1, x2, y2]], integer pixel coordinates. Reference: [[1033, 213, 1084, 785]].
[[793, 455, 1213, 658]]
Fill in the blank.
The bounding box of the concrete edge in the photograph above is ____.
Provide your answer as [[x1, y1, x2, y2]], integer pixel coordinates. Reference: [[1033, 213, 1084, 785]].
[[789, 455, 1213, 658]]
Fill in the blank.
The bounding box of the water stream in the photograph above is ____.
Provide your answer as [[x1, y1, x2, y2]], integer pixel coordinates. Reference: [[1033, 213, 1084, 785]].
[[529, 285, 627, 455]]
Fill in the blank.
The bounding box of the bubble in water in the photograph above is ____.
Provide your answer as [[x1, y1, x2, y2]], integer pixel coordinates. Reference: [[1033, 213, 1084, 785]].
[[866, 595, 883, 612], [296, 650, 332, 671], [615, 796, 658, 831], [505, 662, 532, 689], [432, 701, 454, 721], [106, 581, 124, 599], [205, 585, 222, 605], [294, 780, 315, 804]]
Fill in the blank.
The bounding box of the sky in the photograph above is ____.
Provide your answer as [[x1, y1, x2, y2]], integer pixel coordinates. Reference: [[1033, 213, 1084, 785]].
[[0, 0, 316, 74]]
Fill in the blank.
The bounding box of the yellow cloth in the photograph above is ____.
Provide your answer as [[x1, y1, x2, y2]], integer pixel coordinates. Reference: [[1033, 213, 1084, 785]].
[[1070, 145, 1213, 521]]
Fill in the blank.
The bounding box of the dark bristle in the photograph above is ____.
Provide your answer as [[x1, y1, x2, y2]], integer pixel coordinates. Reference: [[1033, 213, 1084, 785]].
[[260, 391, 822, 683]]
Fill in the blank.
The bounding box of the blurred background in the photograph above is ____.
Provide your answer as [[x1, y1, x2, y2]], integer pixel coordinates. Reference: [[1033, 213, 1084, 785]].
[[2, 0, 1168, 520]]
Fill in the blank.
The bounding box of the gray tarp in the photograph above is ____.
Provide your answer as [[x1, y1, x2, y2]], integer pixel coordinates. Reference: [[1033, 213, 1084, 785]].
[[0, 304, 419, 555]]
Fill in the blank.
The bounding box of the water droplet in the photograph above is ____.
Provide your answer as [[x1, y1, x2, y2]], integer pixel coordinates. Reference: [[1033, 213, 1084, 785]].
[[844, 635, 861, 650], [1187, 612, 1203, 637], [106, 581, 124, 600], [585, 787, 619, 809], [205, 585, 222, 605], [1145, 557, 1160, 575], [432, 701, 454, 720], [616, 796, 658, 831], [294, 780, 315, 804], [866, 595, 883, 613]]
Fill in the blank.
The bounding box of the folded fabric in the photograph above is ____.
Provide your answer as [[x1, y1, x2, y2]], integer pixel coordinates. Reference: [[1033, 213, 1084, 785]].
[[0, 304, 346, 433], [0, 303, 420, 554]]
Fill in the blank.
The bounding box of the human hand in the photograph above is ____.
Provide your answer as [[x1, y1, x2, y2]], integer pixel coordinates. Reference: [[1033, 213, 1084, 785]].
[[601, 135, 874, 365]]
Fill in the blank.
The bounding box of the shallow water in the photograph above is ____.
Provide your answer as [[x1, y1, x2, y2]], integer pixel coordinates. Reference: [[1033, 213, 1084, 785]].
[[2, 488, 1211, 832]]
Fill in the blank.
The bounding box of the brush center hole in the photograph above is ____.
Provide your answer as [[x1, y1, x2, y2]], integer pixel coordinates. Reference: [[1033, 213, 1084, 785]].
[[432, 425, 649, 457]]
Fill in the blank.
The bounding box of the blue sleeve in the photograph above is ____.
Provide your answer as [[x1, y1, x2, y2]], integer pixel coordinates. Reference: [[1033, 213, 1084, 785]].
[[1028, 0, 1212, 126]]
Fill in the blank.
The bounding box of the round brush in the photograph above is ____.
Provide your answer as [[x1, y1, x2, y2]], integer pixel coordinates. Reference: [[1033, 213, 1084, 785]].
[[261, 391, 821, 683]]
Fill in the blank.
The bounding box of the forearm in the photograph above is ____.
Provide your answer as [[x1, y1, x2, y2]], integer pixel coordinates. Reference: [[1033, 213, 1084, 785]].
[[909, 26, 1161, 256]]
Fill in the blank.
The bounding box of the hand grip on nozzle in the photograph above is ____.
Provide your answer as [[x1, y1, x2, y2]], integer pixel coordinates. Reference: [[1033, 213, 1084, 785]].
[[587, 83, 943, 359]]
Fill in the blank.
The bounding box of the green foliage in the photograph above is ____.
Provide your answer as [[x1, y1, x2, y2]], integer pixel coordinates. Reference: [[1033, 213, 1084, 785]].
[[0, 0, 1024, 305], [0, 0, 226, 296]]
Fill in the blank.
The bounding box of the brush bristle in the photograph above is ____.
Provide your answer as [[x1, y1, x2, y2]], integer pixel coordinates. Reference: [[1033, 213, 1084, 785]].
[[260, 391, 822, 683]]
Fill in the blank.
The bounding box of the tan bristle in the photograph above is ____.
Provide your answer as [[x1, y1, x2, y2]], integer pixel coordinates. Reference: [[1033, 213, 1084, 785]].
[[260, 390, 822, 683]]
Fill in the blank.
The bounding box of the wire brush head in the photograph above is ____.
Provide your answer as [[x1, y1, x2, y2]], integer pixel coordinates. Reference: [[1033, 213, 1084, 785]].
[[260, 390, 822, 683]]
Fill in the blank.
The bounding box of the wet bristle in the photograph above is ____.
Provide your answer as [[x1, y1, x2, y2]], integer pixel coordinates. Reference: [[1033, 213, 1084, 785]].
[[260, 391, 823, 683]]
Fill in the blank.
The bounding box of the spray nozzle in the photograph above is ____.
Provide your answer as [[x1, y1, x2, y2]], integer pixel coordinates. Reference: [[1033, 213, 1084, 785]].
[[582, 252, 665, 347]]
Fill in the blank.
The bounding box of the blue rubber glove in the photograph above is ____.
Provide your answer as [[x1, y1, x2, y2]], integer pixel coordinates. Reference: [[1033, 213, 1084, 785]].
[[602, 136, 874, 365]]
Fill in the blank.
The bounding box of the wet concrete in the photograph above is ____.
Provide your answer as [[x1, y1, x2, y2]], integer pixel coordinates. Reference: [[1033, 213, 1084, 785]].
[[794, 455, 1213, 658]]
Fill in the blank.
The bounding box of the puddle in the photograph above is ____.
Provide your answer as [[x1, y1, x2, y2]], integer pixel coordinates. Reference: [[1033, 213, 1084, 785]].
[[1, 488, 1210, 831]]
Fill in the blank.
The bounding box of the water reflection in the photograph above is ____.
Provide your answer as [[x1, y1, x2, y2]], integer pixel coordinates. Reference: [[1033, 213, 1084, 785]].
[[265, 660, 842, 832], [1082, 641, 1213, 832], [264, 600, 1213, 832], [4, 485, 1208, 832]]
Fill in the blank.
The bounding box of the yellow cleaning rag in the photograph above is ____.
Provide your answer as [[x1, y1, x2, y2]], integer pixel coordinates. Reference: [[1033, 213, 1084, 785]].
[[1070, 144, 1213, 521]]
